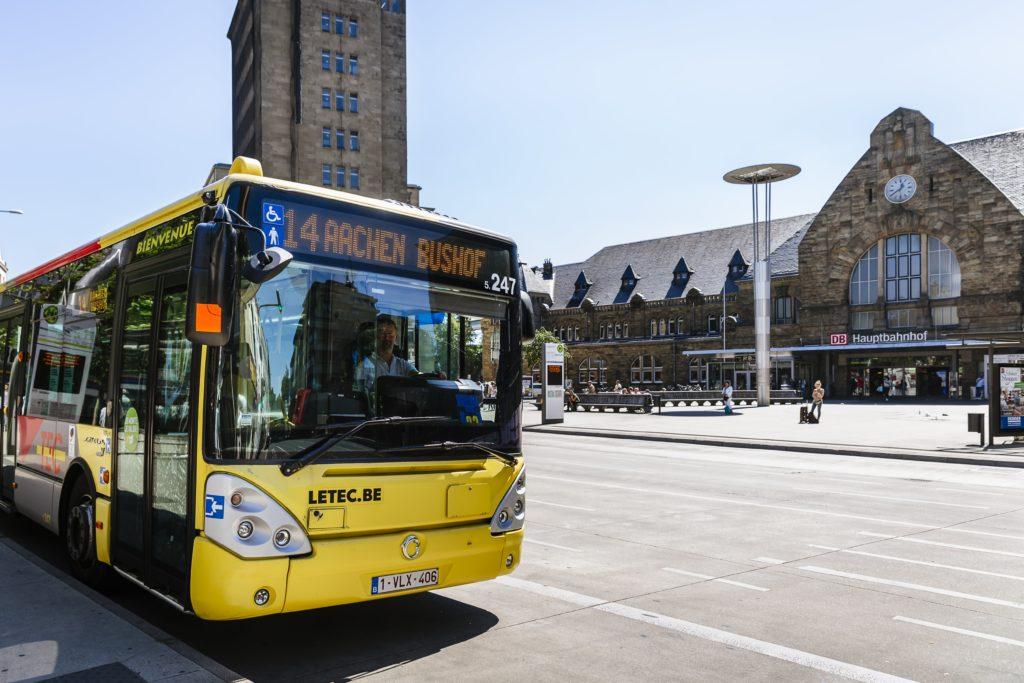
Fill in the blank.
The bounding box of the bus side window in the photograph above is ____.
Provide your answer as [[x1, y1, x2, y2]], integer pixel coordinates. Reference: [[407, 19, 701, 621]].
[[67, 245, 119, 427]]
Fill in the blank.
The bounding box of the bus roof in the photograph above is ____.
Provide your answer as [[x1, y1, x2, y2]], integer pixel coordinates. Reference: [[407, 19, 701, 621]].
[[2, 159, 515, 291]]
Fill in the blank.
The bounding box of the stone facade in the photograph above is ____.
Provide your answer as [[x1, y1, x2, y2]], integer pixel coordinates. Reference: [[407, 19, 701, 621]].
[[228, 0, 415, 203], [531, 108, 1024, 399]]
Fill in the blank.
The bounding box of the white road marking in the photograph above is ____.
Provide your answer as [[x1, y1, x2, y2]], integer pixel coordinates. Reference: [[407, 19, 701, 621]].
[[857, 532, 1024, 558], [893, 616, 1024, 649], [524, 538, 582, 553], [662, 567, 770, 592], [537, 459, 703, 477], [799, 565, 1024, 610], [808, 545, 1024, 582], [495, 576, 912, 682], [528, 499, 596, 512], [944, 528, 1024, 542], [794, 489, 989, 510], [754, 557, 787, 565], [531, 474, 935, 528], [934, 488, 1005, 497]]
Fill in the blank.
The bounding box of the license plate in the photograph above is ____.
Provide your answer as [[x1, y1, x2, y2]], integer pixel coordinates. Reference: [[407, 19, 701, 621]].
[[371, 568, 439, 595]]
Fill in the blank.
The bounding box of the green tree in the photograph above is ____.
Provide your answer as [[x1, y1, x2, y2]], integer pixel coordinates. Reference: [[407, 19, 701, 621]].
[[523, 327, 571, 371]]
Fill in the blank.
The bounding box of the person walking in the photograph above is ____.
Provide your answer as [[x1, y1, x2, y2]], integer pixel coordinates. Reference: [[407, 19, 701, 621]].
[[811, 380, 825, 422], [722, 379, 734, 415]]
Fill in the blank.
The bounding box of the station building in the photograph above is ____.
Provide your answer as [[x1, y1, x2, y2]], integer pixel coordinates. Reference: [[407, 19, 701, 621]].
[[529, 108, 1024, 399]]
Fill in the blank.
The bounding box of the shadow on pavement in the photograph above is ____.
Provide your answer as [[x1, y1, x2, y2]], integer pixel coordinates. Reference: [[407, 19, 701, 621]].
[[0, 513, 499, 682], [653, 409, 746, 417]]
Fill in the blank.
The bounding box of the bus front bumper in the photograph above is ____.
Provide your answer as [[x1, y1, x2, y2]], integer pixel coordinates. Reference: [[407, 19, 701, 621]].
[[190, 523, 523, 620]]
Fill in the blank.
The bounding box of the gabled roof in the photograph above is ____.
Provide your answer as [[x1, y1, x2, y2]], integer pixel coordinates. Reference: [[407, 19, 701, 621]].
[[549, 213, 815, 309], [949, 130, 1024, 213]]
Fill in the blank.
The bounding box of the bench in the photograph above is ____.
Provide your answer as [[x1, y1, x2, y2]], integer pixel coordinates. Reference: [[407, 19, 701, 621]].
[[652, 389, 803, 411], [569, 392, 654, 414]]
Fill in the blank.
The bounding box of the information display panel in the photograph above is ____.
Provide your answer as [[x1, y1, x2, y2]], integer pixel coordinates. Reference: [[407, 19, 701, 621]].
[[248, 189, 516, 297]]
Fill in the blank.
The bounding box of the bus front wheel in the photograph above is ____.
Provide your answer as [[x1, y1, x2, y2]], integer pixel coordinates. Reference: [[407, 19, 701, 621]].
[[63, 477, 108, 586]]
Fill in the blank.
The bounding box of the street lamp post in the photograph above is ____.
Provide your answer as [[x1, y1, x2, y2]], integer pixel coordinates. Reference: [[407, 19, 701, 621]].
[[724, 164, 800, 407]]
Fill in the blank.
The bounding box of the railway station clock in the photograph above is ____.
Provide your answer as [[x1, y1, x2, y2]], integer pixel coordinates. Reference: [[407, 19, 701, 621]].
[[884, 174, 917, 203]]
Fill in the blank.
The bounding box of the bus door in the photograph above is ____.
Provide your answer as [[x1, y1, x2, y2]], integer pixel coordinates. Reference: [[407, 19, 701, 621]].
[[0, 308, 24, 505], [110, 268, 193, 603]]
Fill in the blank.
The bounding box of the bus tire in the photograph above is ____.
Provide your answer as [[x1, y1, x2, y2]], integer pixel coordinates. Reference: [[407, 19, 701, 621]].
[[63, 476, 109, 586]]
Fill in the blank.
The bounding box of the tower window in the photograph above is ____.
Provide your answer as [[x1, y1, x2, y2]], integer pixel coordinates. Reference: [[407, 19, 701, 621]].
[[335, 91, 345, 111], [321, 127, 331, 148], [335, 52, 344, 72], [334, 16, 344, 35], [321, 11, 330, 32], [349, 131, 360, 151], [350, 168, 360, 190], [348, 18, 359, 38], [335, 129, 346, 149], [348, 55, 359, 75], [321, 164, 332, 186], [321, 88, 331, 109], [349, 93, 359, 113], [336, 165, 346, 188], [321, 49, 330, 71]]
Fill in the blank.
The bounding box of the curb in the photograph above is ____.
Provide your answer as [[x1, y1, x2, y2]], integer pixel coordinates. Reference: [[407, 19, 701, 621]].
[[524, 425, 1024, 469], [0, 535, 250, 683]]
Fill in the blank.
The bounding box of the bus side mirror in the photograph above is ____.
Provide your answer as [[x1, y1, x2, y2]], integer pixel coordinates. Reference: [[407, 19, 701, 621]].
[[520, 290, 535, 342], [186, 220, 238, 347]]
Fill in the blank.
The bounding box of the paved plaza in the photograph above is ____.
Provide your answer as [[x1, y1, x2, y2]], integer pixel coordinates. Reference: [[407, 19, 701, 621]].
[[525, 400, 1023, 462]]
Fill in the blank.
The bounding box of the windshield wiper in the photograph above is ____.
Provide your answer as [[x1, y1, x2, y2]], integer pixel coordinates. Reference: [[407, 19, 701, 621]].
[[279, 416, 453, 476], [378, 441, 519, 468]]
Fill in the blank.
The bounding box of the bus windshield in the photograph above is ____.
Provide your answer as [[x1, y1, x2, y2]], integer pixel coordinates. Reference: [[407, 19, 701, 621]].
[[210, 260, 517, 461]]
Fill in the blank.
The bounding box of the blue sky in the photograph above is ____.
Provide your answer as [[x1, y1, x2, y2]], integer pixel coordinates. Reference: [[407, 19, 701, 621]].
[[1, 1, 1022, 277]]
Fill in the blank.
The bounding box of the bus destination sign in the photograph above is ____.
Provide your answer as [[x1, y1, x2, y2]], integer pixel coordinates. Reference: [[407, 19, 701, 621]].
[[259, 199, 516, 295]]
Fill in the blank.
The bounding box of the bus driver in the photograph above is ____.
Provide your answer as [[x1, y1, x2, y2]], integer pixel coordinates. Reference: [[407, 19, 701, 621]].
[[355, 315, 418, 394]]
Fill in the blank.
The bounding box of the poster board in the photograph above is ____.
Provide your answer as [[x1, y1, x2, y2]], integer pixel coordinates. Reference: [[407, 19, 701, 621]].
[[990, 364, 1024, 437]]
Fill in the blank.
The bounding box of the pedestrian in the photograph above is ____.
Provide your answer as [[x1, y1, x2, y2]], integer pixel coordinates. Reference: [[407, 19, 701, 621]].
[[722, 379, 734, 415], [613, 380, 623, 393], [587, 381, 596, 394], [811, 380, 824, 422]]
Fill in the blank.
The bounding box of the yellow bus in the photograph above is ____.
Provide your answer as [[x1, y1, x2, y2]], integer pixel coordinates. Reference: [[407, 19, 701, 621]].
[[0, 157, 531, 619]]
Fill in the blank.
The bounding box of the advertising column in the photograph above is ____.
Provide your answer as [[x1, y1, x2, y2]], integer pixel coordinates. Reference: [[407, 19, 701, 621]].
[[541, 342, 564, 425]]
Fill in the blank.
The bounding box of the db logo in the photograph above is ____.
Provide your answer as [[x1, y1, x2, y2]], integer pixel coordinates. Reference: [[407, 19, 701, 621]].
[[830, 333, 848, 345]]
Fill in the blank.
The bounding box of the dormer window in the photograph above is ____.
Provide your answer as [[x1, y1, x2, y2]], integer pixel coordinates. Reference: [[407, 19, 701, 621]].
[[667, 257, 694, 298], [567, 270, 593, 308], [727, 249, 749, 281], [620, 265, 641, 290]]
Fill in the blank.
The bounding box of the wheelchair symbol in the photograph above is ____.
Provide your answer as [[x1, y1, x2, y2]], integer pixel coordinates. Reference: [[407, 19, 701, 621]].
[[264, 204, 282, 223]]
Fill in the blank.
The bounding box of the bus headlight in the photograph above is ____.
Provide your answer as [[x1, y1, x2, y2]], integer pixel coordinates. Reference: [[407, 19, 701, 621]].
[[204, 473, 311, 558], [490, 467, 526, 534]]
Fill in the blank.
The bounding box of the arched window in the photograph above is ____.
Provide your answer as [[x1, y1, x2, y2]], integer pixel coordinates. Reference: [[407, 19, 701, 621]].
[[850, 244, 878, 305], [650, 320, 657, 337], [575, 326, 581, 341], [659, 319, 666, 336], [630, 355, 663, 384], [668, 318, 675, 335], [851, 235, 961, 304], [677, 317, 685, 335], [579, 358, 607, 385], [927, 237, 961, 299], [884, 234, 921, 301], [615, 323, 622, 338]]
